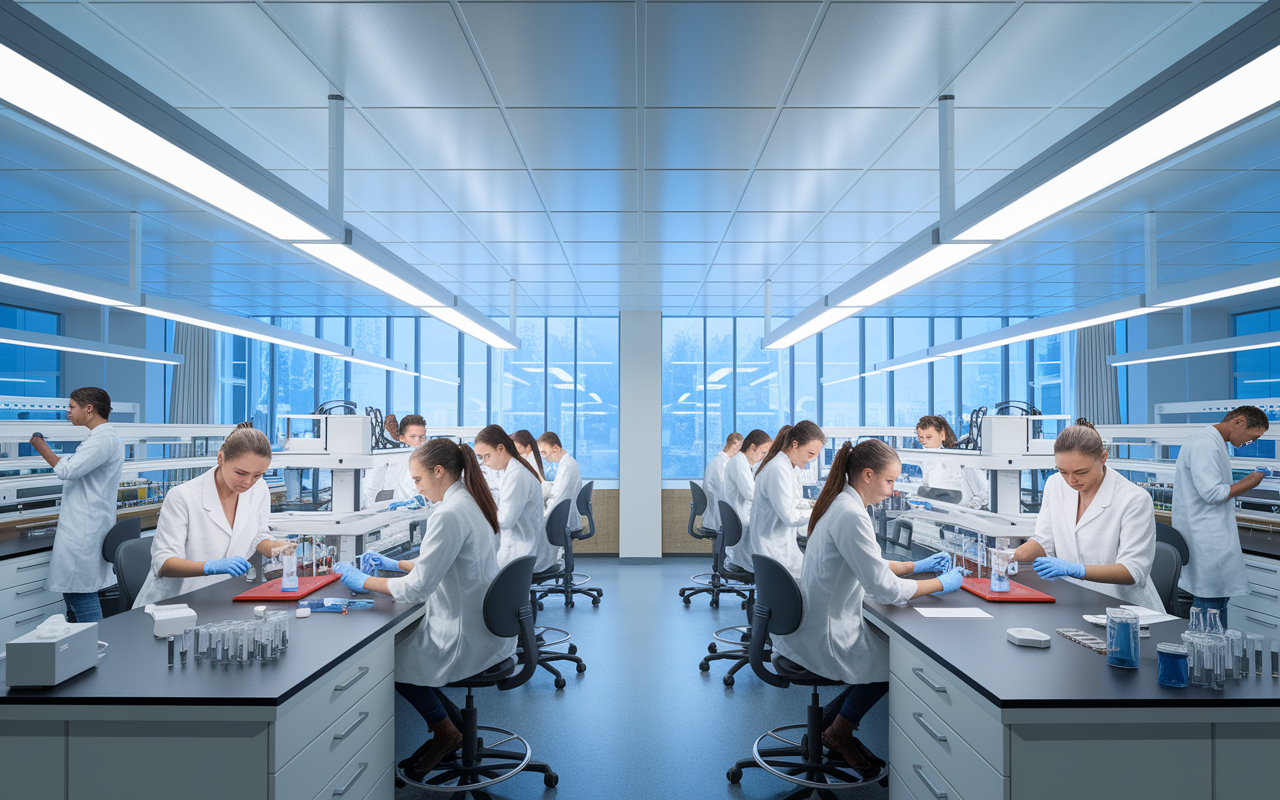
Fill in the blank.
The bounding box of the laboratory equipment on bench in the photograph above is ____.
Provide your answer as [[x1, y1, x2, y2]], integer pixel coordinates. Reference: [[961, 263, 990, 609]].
[[1156, 643, 1189, 688], [5, 615, 99, 687], [192, 614, 288, 666], [1056, 628, 1107, 654], [1106, 608, 1140, 669], [296, 597, 375, 614], [144, 603, 198, 638], [233, 572, 340, 602], [961, 577, 1055, 603], [1247, 633, 1264, 677], [281, 545, 299, 592], [988, 547, 1017, 593], [1006, 628, 1051, 648]]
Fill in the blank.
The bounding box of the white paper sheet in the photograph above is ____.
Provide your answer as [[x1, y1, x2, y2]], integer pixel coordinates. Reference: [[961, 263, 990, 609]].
[[916, 607, 993, 619]]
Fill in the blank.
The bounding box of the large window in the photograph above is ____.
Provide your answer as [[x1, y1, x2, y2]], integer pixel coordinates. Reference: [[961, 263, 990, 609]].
[[0, 304, 60, 398], [1233, 308, 1280, 399]]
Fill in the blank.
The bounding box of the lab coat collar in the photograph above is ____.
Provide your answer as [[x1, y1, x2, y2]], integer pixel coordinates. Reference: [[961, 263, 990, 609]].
[[201, 467, 235, 538], [440, 480, 464, 505], [1075, 465, 1118, 531]]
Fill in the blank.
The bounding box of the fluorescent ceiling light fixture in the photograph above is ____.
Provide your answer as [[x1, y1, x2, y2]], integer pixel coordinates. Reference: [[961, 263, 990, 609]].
[[958, 46, 1280, 241], [1243, 378, 1280, 384], [0, 378, 44, 383], [930, 296, 1155, 359], [430, 304, 521, 350], [1147, 261, 1280, 308], [677, 393, 691, 403], [548, 367, 574, 382], [0, 325, 181, 365], [347, 356, 418, 377], [503, 371, 530, 387], [1109, 329, 1280, 366], [707, 367, 733, 382], [0, 257, 139, 307], [134, 295, 347, 358], [819, 374, 862, 387], [874, 352, 944, 372], [0, 45, 327, 242], [589, 393, 602, 404], [763, 298, 857, 350], [421, 374, 461, 387], [749, 371, 779, 387], [296, 241, 446, 309], [834, 241, 991, 309]]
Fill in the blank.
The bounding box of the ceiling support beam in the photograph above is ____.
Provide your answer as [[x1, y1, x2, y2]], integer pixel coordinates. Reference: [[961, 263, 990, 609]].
[[128, 212, 141, 293], [764, 280, 772, 335], [509, 280, 517, 335], [938, 94, 956, 240], [327, 93, 345, 222], [1145, 212, 1158, 294]]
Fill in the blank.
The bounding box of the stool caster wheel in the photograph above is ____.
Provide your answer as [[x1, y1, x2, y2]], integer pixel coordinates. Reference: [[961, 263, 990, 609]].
[[566, 600, 575, 608], [568, 644, 578, 655], [880, 774, 890, 788], [544, 772, 559, 788], [592, 597, 600, 606], [723, 674, 735, 687], [727, 767, 743, 784], [678, 589, 687, 598], [699, 660, 710, 672], [741, 600, 748, 610], [708, 643, 717, 654], [576, 662, 586, 673], [537, 602, 544, 611], [710, 598, 719, 608], [554, 677, 566, 689], [683, 596, 691, 605]]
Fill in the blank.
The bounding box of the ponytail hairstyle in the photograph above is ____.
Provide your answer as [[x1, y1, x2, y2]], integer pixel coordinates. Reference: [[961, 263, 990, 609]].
[[220, 423, 272, 462], [412, 439, 500, 534], [1054, 417, 1105, 460], [915, 415, 958, 448], [476, 424, 542, 483], [537, 431, 563, 450], [742, 429, 771, 453], [755, 420, 825, 479], [808, 439, 900, 535], [512, 429, 545, 479]]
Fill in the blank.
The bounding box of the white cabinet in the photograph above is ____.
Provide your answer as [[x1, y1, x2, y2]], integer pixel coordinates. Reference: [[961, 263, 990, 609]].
[[0, 551, 56, 654], [1231, 554, 1280, 637]]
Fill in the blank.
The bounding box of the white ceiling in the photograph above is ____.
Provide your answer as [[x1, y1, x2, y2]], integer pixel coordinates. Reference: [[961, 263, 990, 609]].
[[1, 0, 1277, 321]]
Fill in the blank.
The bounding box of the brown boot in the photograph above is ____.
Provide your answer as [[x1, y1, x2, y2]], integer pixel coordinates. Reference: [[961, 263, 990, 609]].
[[403, 717, 463, 783], [821, 715, 884, 781]]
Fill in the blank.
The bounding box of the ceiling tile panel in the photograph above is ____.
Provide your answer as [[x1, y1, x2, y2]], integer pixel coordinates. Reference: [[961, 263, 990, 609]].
[[422, 171, 543, 213], [535, 171, 638, 213], [364, 108, 523, 170], [549, 212, 638, 242], [644, 171, 746, 213], [507, 109, 636, 170], [341, 171, 453, 214], [758, 108, 917, 170], [645, 110, 774, 170], [738, 170, 858, 212]]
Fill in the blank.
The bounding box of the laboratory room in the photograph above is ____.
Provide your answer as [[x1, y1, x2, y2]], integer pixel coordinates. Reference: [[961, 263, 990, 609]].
[[5, 3, 1280, 800]]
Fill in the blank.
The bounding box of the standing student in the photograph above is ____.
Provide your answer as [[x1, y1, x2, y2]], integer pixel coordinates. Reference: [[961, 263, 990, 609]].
[[914, 415, 989, 509], [1174, 405, 1271, 626], [727, 421, 825, 578], [538, 432, 583, 538], [362, 414, 427, 509], [133, 425, 290, 607], [772, 439, 964, 779], [1013, 419, 1163, 611], [336, 440, 511, 781], [702, 433, 743, 531], [722, 429, 771, 532], [29, 387, 125, 623], [474, 425, 557, 573]]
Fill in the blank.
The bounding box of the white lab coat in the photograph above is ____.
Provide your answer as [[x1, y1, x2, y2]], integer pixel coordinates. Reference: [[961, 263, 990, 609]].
[[389, 482, 515, 687], [495, 460, 558, 573], [132, 468, 273, 608], [45, 423, 125, 594], [773, 485, 915, 684], [481, 464, 503, 506], [728, 455, 808, 578], [1174, 425, 1249, 598], [361, 455, 415, 509], [918, 455, 989, 509], [545, 453, 583, 533], [1032, 468, 1164, 611], [722, 452, 756, 532], [702, 451, 730, 530]]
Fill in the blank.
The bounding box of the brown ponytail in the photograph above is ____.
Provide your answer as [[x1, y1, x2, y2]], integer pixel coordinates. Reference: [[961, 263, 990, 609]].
[[808, 439, 899, 534], [412, 440, 501, 534], [1054, 418, 1105, 460], [915, 415, 958, 448], [755, 420, 825, 479], [477, 424, 542, 483], [512, 429, 545, 479]]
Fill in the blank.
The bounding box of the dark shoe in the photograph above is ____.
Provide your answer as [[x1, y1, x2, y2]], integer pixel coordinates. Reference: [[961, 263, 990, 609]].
[[402, 718, 463, 783], [822, 716, 883, 781]]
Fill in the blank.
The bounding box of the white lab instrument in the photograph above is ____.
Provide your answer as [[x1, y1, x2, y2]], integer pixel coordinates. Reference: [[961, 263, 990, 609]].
[[1007, 628, 1051, 648], [5, 615, 99, 687], [145, 603, 198, 638]]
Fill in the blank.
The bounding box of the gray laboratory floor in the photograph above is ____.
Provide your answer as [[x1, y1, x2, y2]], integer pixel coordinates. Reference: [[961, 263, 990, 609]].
[[393, 557, 889, 800]]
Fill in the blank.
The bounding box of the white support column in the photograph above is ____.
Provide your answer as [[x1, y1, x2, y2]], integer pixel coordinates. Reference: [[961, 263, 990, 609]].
[[1145, 212, 1158, 294], [938, 94, 956, 239], [764, 279, 772, 334], [328, 94, 345, 222], [128, 212, 141, 293], [619, 310, 662, 558], [509, 280, 517, 334]]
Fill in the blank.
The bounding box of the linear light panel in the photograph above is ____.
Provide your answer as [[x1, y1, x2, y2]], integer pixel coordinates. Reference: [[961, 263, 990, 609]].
[[134, 297, 347, 357], [763, 302, 857, 350], [1108, 329, 1280, 366], [835, 243, 991, 309], [295, 242, 445, 310], [346, 356, 419, 378], [0, 256, 139, 307], [930, 297, 1155, 358], [0, 325, 181, 365], [0, 44, 328, 242], [430, 304, 521, 350], [1147, 262, 1280, 308]]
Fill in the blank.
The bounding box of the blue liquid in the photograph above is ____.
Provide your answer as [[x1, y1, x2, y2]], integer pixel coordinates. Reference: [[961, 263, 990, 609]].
[[989, 572, 1010, 593], [1107, 619, 1140, 669], [1157, 650, 1189, 688]]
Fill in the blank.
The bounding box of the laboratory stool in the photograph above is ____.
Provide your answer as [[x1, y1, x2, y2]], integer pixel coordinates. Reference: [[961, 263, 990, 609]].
[[527, 499, 588, 689], [533, 496, 603, 608], [726, 555, 887, 797], [397, 555, 559, 795], [99, 517, 142, 617], [700, 502, 761, 687], [114, 536, 153, 613], [679, 482, 750, 607]]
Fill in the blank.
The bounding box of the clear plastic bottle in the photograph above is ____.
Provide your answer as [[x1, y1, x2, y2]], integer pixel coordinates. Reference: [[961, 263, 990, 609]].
[[281, 543, 299, 592], [1206, 608, 1224, 636]]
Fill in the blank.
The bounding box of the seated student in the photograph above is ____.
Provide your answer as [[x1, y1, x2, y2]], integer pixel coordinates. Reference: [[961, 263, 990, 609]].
[[772, 439, 964, 779], [1013, 419, 1163, 610], [538, 432, 583, 538], [727, 421, 825, 579], [512, 429, 552, 502], [336, 440, 511, 781], [474, 425, 558, 573], [914, 415, 989, 509], [361, 414, 427, 509], [721, 429, 772, 532], [134, 424, 290, 608], [702, 433, 743, 532]]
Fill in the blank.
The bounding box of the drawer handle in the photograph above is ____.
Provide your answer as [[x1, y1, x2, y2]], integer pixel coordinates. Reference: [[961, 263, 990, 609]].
[[15, 586, 47, 597], [14, 612, 44, 625], [332, 762, 367, 797], [16, 562, 48, 571], [1251, 588, 1280, 600], [334, 666, 369, 692], [1244, 614, 1279, 629], [913, 764, 948, 799], [912, 667, 948, 695], [1247, 563, 1279, 574], [333, 712, 368, 741], [913, 712, 948, 743]]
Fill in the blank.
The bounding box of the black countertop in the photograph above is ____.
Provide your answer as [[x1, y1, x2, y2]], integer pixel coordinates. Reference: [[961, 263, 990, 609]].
[[865, 573, 1280, 710], [0, 578, 422, 707], [0, 529, 56, 561], [1240, 528, 1280, 560]]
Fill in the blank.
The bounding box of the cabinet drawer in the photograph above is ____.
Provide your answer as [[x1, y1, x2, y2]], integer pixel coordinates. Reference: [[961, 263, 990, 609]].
[[0, 552, 52, 591], [1243, 556, 1280, 592], [272, 636, 393, 770], [890, 719, 964, 800], [272, 675, 393, 800], [0, 601, 65, 653], [0, 579, 62, 620], [1231, 583, 1280, 619], [359, 764, 394, 800], [888, 764, 915, 800], [890, 638, 1005, 773], [311, 717, 393, 800], [1230, 605, 1280, 638], [889, 674, 1004, 800]]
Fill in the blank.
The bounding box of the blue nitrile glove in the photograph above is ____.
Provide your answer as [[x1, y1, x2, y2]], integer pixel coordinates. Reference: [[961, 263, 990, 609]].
[[936, 567, 970, 594], [914, 553, 952, 574], [1033, 556, 1086, 581], [361, 551, 403, 574], [388, 496, 423, 511], [335, 562, 370, 593], [204, 556, 251, 577]]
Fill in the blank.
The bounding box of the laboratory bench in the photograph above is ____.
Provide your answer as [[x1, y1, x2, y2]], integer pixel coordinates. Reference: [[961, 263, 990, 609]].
[[0, 576, 425, 800], [864, 574, 1279, 800]]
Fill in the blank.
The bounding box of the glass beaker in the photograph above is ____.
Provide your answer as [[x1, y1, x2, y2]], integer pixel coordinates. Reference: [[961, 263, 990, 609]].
[[988, 548, 1017, 593], [281, 543, 299, 592]]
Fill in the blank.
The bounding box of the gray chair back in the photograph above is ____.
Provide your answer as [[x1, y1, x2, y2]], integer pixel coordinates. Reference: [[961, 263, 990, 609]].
[[576, 481, 595, 539], [1150, 541, 1183, 617], [480, 555, 539, 691], [688, 481, 709, 538], [748, 555, 804, 688], [115, 536, 153, 612], [718, 501, 744, 549], [101, 517, 142, 564], [1155, 522, 1190, 567]]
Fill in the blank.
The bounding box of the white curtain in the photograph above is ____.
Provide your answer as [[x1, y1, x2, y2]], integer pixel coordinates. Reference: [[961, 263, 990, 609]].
[[1073, 323, 1121, 425], [168, 323, 217, 424]]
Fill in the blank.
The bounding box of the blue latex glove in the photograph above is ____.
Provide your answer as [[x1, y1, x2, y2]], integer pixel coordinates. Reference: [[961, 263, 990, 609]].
[[204, 556, 251, 577], [1033, 556, 1086, 581], [387, 496, 423, 511], [936, 567, 970, 594], [335, 562, 370, 593], [361, 551, 404, 574], [914, 553, 952, 574]]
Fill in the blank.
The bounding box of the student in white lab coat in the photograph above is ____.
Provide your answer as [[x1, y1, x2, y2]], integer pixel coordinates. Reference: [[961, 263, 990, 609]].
[[361, 414, 427, 509], [1013, 419, 1164, 611], [335, 439, 511, 782], [727, 421, 825, 578], [512, 429, 552, 502], [538, 432, 583, 537], [722, 429, 772, 532], [28, 387, 125, 623], [474, 425, 558, 573], [701, 432, 743, 532], [914, 415, 989, 509], [773, 439, 964, 778], [1174, 405, 1271, 627], [133, 425, 290, 608]]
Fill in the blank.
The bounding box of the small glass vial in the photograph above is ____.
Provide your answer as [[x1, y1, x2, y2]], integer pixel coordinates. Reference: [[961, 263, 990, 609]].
[[1247, 633, 1264, 677], [281, 545, 299, 592]]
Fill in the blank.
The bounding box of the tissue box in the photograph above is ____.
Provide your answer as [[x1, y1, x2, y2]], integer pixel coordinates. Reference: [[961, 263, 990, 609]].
[[145, 604, 198, 638], [6, 621, 99, 687]]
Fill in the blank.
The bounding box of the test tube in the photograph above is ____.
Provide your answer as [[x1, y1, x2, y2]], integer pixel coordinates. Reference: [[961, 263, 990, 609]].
[[1226, 631, 1242, 679], [1210, 635, 1227, 691], [167, 635, 175, 668], [181, 628, 192, 666], [1273, 640, 1279, 679], [1248, 633, 1264, 676]]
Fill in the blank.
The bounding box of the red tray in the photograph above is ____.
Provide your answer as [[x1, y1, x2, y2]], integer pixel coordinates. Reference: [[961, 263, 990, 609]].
[[233, 574, 340, 602], [960, 577, 1055, 603]]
